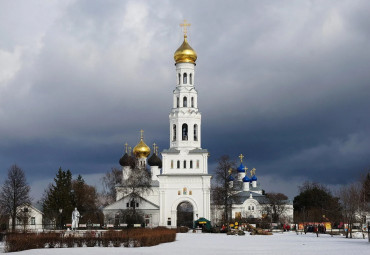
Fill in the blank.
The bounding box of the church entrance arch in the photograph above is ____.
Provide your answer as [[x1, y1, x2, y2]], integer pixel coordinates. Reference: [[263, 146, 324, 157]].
[[177, 201, 193, 228]]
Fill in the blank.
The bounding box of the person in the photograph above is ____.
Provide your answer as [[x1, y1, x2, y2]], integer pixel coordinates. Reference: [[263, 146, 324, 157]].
[[71, 207, 80, 231]]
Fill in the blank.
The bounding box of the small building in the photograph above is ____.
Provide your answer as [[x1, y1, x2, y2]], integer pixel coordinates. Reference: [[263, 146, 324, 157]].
[[9, 203, 43, 231]]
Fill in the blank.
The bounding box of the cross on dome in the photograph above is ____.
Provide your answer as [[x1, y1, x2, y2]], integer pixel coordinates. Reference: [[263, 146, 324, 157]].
[[250, 168, 256, 176], [239, 154, 244, 163], [140, 129, 144, 139], [180, 19, 191, 37], [124, 142, 128, 153], [243, 166, 248, 174]]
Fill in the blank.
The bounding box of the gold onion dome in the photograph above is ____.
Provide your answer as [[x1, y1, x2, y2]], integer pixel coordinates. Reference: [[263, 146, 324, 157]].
[[174, 35, 197, 64], [133, 130, 151, 158]]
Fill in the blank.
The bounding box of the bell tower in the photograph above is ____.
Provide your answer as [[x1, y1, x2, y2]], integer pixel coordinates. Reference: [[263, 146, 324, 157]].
[[159, 21, 211, 227]]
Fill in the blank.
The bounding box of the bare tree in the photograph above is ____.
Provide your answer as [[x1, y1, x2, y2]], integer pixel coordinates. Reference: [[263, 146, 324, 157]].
[[100, 167, 122, 206], [120, 162, 152, 218], [339, 183, 361, 238], [264, 192, 289, 223], [211, 155, 238, 224], [0, 165, 31, 231]]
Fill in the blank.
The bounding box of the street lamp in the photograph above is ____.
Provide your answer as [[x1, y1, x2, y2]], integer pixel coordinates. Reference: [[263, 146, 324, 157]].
[[59, 208, 63, 230]]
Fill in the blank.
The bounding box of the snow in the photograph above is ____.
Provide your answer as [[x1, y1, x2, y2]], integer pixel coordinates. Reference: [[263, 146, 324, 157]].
[[0, 232, 369, 255]]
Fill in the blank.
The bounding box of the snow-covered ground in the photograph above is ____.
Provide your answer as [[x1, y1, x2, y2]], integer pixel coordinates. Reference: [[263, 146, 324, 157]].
[[0, 232, 369, 254]]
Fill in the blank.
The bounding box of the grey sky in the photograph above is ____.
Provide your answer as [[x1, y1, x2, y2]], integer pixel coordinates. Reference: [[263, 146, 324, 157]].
[[0, 0, 369, 200]]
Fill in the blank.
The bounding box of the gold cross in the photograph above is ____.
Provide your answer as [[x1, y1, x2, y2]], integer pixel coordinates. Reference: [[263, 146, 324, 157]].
[[153, 143, 156, 152], [250, 168, 256, 176], [243, 166, 248, 174], [155, 145, 159, 154], [128, 146, 132, 155], [140, 129, 144, 139], [239, 154, 244, 163], [180, 19, 191, 36], [124, 142, 128, 153]]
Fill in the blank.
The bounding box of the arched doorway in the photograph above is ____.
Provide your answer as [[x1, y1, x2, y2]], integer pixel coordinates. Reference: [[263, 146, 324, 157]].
[[177, 201, 193, 228]]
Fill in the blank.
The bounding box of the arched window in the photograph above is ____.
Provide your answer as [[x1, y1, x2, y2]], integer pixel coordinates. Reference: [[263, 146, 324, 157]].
[[252, 206, 254, 211], [178, 190, 180, 195], [177, 160, 180, 169], [171, 160, 174, 169], [182, 124, 188, 140], [183, 73, 187, 84], [176, 97, 179, 108], [173, 124, 176, 141], [183, 160, 186, 168], [183, 97, 187, 107], [196, 160, 200, 168], [248, 206, 251, 210], [183, 187, 187, 195], [178, 73, 181, 85], [189, 73, 192, 84], [191, 97, 194, 107], [190, 160, 193, 168], [194, 124, 198, 141]]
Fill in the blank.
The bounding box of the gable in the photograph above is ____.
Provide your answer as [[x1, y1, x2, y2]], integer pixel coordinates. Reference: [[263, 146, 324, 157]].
[[104, 195, 159, 210]]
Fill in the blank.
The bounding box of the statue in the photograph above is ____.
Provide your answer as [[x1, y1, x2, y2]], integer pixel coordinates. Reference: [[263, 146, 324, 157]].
[[71, 207, 80, 231]]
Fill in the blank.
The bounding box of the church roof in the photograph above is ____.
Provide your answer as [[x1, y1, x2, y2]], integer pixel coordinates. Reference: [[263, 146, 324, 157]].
[[162, 148, 180, 154]]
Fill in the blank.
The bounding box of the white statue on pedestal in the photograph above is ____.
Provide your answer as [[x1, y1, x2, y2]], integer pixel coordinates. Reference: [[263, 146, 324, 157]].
[[71, 207, 80, 231]]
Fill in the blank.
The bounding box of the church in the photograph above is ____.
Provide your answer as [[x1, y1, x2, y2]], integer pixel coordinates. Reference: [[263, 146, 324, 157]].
[[102, 22, 293, 228], [103, 21, 211, 228]]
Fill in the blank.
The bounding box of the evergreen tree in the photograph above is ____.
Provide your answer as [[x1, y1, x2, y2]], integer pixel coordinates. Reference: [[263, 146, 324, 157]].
[[72, 175, 103, 224], [42, 167, 73, 228], [293, 182, 341, 224]]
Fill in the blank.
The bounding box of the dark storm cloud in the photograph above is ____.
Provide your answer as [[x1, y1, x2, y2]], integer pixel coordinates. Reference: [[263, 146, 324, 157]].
[[0, 0, 369, 199]]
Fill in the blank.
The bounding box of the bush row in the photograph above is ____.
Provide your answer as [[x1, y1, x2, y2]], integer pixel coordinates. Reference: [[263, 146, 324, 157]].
[[5, 228, 176, 252]]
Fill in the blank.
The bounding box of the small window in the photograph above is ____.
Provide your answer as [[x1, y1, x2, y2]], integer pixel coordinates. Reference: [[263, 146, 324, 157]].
[[173, 124, 177, 141], [183, 188, 187, 195], [252, 206, 254, 211], [183, 73, 187, 84], [183, 160, 186, 168], [177, 160, 180, 169], [182, 124, 188, 141], [31, 217, 35, 225], [191, 97, 194, 107], [190, 160, 193, 169], [24, 208, 28, 212], [136, 203, 139, 208], [126, 203, 129, 208], [190, 73, 192, 84], [194, 124, 198, 141], [171, 160, 174, 169], [183, 97, 187, 107], [189, 191, 192, 195], [176, 97, 179, 108], [167, 218, 171, 226], [178, 191, 180, 195], [178, 73, 181, 85], [248, 206, 251, 210], [196, 160, 200, 168]]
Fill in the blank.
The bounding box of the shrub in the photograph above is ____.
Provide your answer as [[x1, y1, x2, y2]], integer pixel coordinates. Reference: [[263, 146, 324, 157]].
[[5, 228, 177, 252]]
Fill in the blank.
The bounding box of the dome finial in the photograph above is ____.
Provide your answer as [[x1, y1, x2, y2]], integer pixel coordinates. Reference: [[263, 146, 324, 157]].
[[239, 154, 244, 163], [153, 142, 156, 153], [228, 168, 232, 175], [155, 145, 159, 155], [124, 142, 128, 153], [244, 166, 248, 175], [180, 19, 191, 38], [140, 129, 144, 140], [251, 168, 256, 176], [128, 146, 132, 156]]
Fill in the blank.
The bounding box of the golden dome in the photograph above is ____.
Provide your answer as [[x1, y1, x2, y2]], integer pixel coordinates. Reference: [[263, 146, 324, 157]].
[[133, 130, 151, 158], [174, 35, 197, 64]]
